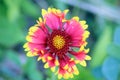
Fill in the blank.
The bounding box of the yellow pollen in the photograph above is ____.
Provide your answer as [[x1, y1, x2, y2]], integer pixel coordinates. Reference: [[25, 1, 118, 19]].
[[53, 35, 65, 49]]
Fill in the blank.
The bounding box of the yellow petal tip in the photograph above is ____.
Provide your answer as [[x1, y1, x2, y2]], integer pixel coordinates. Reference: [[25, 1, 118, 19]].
[[26, 52, 34, 57], [80, 60, 87, 67], [58, 74, 62, 79], [44, 63, 49, 68], [37, 57, 41, 61], [42, 9, 47, 16], [51, 67, 56, 72], [85, 55, 91, 60]]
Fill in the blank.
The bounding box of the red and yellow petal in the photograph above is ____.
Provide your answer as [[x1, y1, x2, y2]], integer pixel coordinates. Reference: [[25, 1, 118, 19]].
[[23, 7, 91, 80]]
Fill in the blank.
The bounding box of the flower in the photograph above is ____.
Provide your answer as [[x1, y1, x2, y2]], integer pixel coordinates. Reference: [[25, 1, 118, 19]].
[[23, 8, 91, 79]]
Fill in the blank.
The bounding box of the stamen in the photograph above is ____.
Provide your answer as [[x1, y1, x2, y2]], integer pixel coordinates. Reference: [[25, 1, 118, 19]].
[[53, 35, 65, 49]]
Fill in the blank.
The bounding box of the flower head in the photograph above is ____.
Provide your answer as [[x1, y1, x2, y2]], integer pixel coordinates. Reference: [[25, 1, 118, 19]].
[[23, 8, 91, 79]]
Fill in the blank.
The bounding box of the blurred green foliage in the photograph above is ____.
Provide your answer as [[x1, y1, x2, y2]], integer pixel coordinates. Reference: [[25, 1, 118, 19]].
[[0, 0, 120, 80]]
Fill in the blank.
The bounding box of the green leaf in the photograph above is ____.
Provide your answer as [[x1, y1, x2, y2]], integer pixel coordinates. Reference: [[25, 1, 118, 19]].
[[45, 69, 57, 80], [53, 0, 68, 10], [90, 26, 112, 68], [104, 0, 119, 6], [7, 7, 21, 22], [107, 43, 120, 60], [4, 0, 22, 22], [0, 1, 6, 18], [24, 58, 37, 72], [0, 47, 6, 62], [0, 19, 24, 47], [29, 70, 43, 80], [71, 65, 96, 80], [4, 0, 22, 8], [21, 0, 40, 17]]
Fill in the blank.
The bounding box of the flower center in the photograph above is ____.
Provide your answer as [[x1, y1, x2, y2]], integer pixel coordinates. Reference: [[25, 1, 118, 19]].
[[47, 30, 71, 55], [52, 35, 65, 50]]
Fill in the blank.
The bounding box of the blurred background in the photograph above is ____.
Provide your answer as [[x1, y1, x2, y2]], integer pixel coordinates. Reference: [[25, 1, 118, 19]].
[[0, 0, 120, 80]]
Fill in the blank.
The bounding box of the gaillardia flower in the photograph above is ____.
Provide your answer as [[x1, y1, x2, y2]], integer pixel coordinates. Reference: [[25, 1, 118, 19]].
[[23, 8, 91, 79]]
